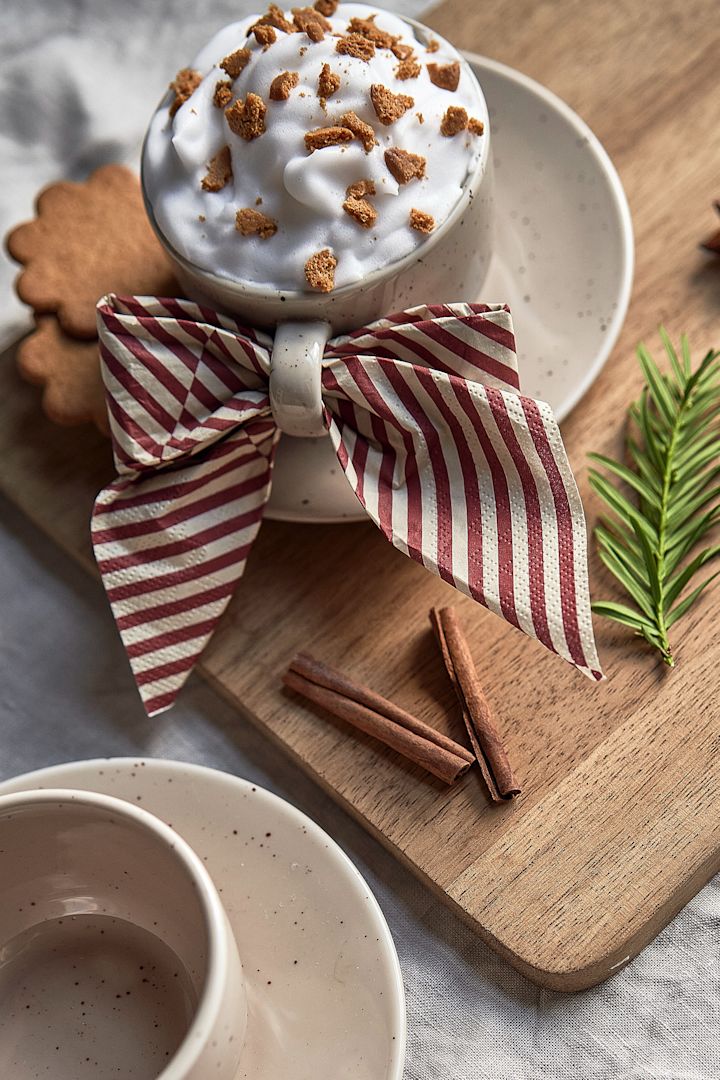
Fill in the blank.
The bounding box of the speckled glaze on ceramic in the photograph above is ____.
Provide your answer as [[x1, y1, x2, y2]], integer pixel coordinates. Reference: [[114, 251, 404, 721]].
[[0, 760, 406, 1080], [143, 16, 494, 335], [0, 789, 246, 1080], [264, 53, 634, 522]]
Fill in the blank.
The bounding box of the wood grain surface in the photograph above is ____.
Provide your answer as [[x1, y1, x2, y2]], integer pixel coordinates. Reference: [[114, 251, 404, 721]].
[[1, 0, 719, 990]]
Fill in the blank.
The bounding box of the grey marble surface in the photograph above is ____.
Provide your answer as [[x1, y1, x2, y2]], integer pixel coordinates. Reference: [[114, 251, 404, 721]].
[[1, 1, 719, 1076]]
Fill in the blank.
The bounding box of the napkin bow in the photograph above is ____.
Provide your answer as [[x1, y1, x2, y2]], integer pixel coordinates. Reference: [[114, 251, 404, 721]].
[[94, 295, 602, 715]]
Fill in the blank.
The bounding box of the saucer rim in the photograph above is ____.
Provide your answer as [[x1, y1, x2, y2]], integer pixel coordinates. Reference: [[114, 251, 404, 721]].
[[0, 756, 407, 1080], [265, 51, 634, 525], [468, 51, 635, 422]]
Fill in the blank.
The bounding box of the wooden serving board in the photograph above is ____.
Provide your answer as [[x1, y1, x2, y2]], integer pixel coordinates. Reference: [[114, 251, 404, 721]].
[[2, 0, 720, 991]]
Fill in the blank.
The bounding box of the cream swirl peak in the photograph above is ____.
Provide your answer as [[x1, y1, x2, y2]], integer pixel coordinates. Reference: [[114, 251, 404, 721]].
[[142, 3, 487, 293]]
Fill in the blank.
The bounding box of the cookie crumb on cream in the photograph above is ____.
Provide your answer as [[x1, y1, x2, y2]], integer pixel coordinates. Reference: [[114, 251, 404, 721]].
[[144, 3, 487, 292]]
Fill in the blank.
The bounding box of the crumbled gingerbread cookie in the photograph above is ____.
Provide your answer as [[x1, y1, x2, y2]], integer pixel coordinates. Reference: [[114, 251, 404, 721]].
[[168, 68, 201, 117], [396, 57, 421, 80], [391, 41, 414, 60], [336, 33, 376, 61], [426, 38, 440, 53], [213, 80, 234, 108], [5, 164, 177, 340], [384, 147, 426, 184], [468, 116, 485, 135], [440, 105, 468, 136], [304, 248, 337, 291], [235, 207, 278, 238], [346, 179, 376, 199], [370, 84, 414, 125], [201, 146, 233, 191], [318, 63, 341, 103], [18, 316, 110, 433], [249, 5, 294, 33], [253, 24, 277, 47], [314, 0, 338, 14], [409, 208, 435, 233], [305, 125, 355, 151], [343, 193, 377, 229], [226, 93, 267, 139], [270, 70, 300, 100], [427, 61, 460, 91], [293, 6, 331, 41], [220, 48, 252, 79], [339, 111, 377, 151], [346, 15, 395, 49]]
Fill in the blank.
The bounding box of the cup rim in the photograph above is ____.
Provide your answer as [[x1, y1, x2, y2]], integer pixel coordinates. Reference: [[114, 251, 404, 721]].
[[0, 788, 235, 1080], [141, 12, 491, 306]]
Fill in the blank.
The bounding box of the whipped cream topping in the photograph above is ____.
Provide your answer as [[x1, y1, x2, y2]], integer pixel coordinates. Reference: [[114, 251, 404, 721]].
[[142, 3, 488, 293]]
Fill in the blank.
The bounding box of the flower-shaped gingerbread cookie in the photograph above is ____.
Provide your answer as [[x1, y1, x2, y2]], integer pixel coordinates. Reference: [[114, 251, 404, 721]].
[[7, 163, 177, 339], [17, 317, 110, 433]]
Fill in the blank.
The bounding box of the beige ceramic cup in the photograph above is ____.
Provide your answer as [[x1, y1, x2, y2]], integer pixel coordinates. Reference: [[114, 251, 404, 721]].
[[142, 14, 493, 507], [0, 789, 245, 1080]]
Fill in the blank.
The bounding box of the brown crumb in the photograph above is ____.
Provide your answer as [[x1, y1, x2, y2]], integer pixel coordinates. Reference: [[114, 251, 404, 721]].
[[314, 0, 338, 13], [249, 5, 294, 33], [468, 116, 485, 136], [427, 61, 460, 91], [253, 24, 277, 47], [225, 93, 267, 140], [384, 147, 426, 184], [440, 105, 468, 136], [336, 33, 376, 61], [169, 68, 202, 117], [426, 38, 440, 53], [409, 208, 435, 233], [391, 41, 414, 60], [201, 146, 233, 192], [199, 214, 206, 222], [339, 111, 377, 152], [255, 196, 263, 205], [270, 70, 300, 100], [343, 195, 377, 229], [304, 249, 337, 292], [317, 63, 341, 102], [293, 6, 331, 41], [396, 57, 421, 80], [347, 15, 395, 49], [220, 48, 252, 79], [416, 112, 424, 123], [235, 208, 278, 238], [346, 179, 376, 199], [370, 84, 414, 125], [305, 125, 355, 152], [213, 80, 234, 108]]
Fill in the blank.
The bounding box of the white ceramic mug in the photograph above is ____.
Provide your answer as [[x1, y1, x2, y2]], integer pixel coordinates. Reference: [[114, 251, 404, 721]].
[[0, 789, 246, 1080], [142, 15, 494, 513]]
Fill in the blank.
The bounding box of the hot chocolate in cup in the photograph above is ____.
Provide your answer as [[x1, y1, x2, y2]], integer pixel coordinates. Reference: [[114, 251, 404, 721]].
[[142, 4, 493, 329], [0, 789, 246, 1080], [141, 3, 493, 464]]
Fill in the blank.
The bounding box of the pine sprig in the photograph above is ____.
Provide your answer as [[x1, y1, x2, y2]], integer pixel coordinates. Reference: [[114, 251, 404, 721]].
[[589, 332, 720, 665]]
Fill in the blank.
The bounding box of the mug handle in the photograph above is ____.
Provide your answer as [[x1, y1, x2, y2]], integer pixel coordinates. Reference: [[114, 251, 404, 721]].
[[269, 319, 332, 438]]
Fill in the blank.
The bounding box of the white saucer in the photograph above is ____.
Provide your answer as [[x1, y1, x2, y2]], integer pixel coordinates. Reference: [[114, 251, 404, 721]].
[[265, 52, 633, 524], [0, 758, 406, 1080]]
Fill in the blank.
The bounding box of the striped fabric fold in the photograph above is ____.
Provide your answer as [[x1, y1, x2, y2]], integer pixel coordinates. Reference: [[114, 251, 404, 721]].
[[94, 294, 602, 716]]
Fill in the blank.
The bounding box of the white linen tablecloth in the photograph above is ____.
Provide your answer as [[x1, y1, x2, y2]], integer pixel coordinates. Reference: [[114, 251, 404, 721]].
[[1, 2, 719, 1076]]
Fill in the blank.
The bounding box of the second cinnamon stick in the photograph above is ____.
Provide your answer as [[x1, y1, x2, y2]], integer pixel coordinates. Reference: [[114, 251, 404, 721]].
[[284, 653, 474, 784], [430, 607, 521, 801]]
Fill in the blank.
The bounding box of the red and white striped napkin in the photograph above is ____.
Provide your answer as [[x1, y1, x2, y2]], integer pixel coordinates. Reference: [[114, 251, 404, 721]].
[[93, 295, 602, 715]]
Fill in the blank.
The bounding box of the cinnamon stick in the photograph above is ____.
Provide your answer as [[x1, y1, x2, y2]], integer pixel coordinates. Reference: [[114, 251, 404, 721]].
[[283, 652, 474, 784], [430, 607, 520, 801]]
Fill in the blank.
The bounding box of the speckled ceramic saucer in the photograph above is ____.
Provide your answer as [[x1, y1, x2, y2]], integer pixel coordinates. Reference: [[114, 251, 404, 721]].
[[0, 758, 406, 1080], [265, 52, 634, 523]]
